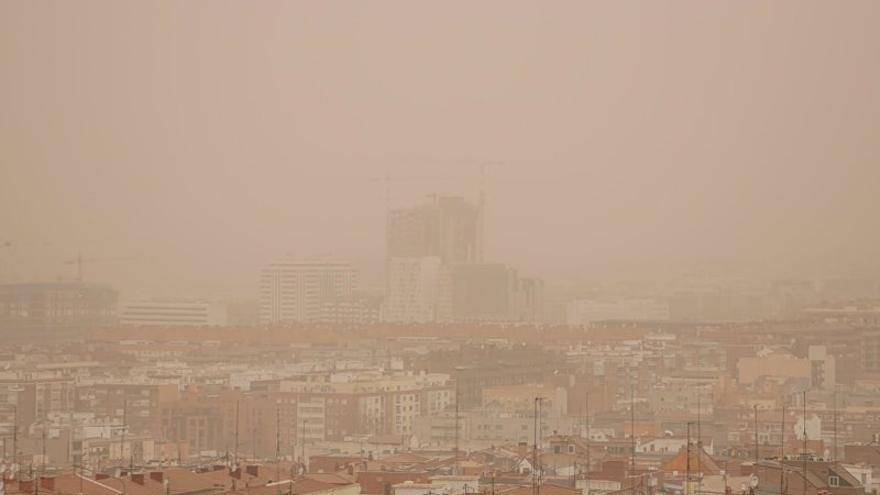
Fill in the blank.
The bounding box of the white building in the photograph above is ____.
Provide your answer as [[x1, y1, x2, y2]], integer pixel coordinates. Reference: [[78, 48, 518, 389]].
[[566, 298, 669, 326], [259, 257, 357, 324], [318, 298, 380, 324], [382, 257, 445, 323], [118, 300, 227, 326]]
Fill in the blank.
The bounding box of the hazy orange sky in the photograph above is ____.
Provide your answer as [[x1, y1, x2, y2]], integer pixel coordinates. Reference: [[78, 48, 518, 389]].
[[2, 1, 879, 299]]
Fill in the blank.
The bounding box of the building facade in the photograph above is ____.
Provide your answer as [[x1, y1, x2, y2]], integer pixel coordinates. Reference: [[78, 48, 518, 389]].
[[382, 257, 445, 323], [0, 283, 117, 332], [259, 258, 357, 324], [118, 300, 228, 327], [387, 196, 478, 265]]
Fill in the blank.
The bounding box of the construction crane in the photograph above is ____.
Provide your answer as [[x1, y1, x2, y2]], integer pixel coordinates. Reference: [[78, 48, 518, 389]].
[[367, 174, 464, 214], [368, 165, 506, 261], [63, 253, 135, 282], [368, 174, 463, 263], [478, 161, 504, 262]]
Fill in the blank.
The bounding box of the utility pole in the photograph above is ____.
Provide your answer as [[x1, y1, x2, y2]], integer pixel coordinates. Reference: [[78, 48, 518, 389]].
[[630, 391, 635, 479], [754, 404, 759, 465], [276, 407, 281, 483], [454, 372, 460, 476], [833, 388, 838, 463], [477, 162, 502, 262], [234, 400, 240, 467], [300, 419, 306, 473], [781, 403, 786, 495], [41, 426, 47, 472], [686, 422, 692, 495], [12, 405, 18, 473], [532, 397, 543, 495], [696, 393, 701, 448], [696, 392, 701, 489], [121, 400, 127, 466], [585, 392, 591, 495], [802, 391, 807, 495]]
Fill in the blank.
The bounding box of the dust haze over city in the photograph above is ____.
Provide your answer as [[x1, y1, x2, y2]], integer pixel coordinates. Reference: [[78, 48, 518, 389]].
[[2, 2, 880, 495]]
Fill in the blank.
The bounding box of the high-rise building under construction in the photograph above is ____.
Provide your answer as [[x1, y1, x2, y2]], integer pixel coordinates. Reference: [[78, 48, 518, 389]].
[[387, 196, 479, 265]]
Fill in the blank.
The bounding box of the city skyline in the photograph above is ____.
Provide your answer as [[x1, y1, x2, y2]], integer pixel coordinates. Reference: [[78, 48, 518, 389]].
[[3, 1, 880, 300], [4, 2, 880, 493]]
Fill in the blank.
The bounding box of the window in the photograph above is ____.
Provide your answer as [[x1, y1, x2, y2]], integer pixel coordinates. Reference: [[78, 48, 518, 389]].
[[829, 476, 840, 487], [568, 445, 576, 454]]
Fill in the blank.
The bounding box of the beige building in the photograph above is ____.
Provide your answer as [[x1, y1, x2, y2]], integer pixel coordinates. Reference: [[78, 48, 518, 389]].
[[737, 353, 810, 385]]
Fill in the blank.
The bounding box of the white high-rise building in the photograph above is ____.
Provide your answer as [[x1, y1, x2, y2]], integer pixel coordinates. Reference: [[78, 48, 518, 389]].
[[382, 257, 446, 323], [259, 257, 357, 324]]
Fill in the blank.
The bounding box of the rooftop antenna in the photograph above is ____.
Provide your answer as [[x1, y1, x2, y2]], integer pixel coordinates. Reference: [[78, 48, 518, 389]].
[[630, 390, 636, 478], [454, 370, 460, 476], [833, 387, 838, 463], [754, 404, 759, 466], [696, 392, 701, 485], [276, 407, 281, 484], [478, 161, 503, 262], [301, 419, 307, 473], [585, 391, 591, 495], [13, 405, 17, 475], [121, 400, 127, 468], [532, 397, 543, 495], [802, 391, 807, 495], [234, 400, 240, 468], [686, 422, 692, 495], [696, 393, 701, 446], [781, 402, 786, 495], [41, 425, 46, 472]]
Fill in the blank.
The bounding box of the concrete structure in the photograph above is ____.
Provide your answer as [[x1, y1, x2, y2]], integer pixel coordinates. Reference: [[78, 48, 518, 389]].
[[388, 196, 478, 265], [118, 300, 227, 327], [443, 263, 542, 323], [0, 282, 117, 332], [808, 345, 836, 389], [861, 330, 880, 374], [256, 371, 454, 439], [318, 297, 380, 324], [260, 257, 357, 324], [382, 257, 444, 323], [737, 353, 811, 386]]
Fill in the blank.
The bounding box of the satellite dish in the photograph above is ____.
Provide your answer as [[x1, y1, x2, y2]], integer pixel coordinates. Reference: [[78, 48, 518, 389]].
[[750, 475, 759, 488]]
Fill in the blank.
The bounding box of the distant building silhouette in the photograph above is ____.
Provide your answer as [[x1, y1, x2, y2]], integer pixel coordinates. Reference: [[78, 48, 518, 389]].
[[259, 257, 356, 324], [118, 299, 227, 326], [0, 282, 117, 332], [388, 196, 478, 264], [382, 256, 446, 323], [383, 196, 542, 323]]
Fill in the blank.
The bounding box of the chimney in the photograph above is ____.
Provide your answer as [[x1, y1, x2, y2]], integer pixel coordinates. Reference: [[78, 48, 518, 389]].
[[95, 474, 110, 480], [246, 465, 259, 477], [150, 472, 164, 483], [19, 480, 33, 494], [41, 476, 56, 491], [131, 473, 145, 485]]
